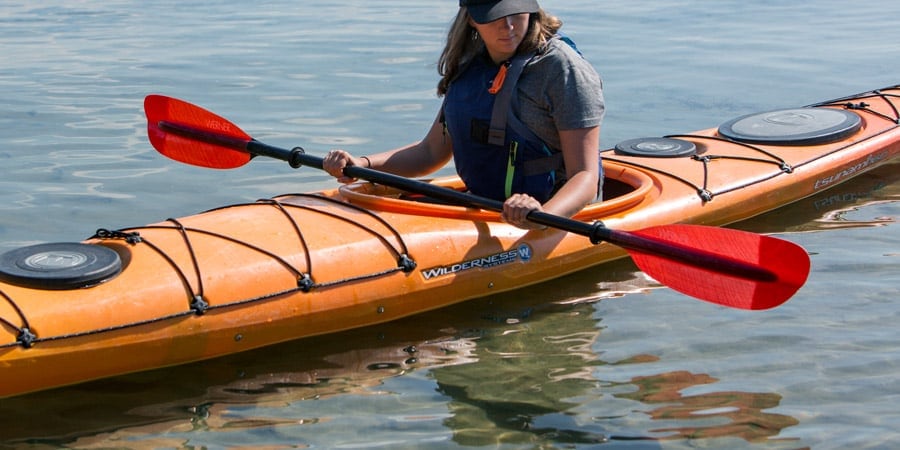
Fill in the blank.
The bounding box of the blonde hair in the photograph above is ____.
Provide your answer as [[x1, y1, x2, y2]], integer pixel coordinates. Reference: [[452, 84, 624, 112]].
[[436, 9, 562, 96]]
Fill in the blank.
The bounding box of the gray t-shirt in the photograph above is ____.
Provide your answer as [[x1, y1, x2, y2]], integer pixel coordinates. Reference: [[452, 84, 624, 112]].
[[513, 36, 605, 151]]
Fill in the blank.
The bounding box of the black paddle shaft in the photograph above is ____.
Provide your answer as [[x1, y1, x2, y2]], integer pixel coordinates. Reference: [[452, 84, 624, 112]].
[[265, 140, 605, 236], [250, 140, 775, 282], [156, 120, 775, 283]]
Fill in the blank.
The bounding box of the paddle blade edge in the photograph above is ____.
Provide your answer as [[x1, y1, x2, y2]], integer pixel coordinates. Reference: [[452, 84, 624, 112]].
[[144, 94, 253, 169], [626, 225, 810, 310]]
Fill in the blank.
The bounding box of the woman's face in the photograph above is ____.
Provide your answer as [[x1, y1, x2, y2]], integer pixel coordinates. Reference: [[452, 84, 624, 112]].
[[470, 13, 530, 64]]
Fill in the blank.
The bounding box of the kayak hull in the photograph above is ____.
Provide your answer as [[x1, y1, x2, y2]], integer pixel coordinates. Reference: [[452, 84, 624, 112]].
[[2, 85, 899, 398]]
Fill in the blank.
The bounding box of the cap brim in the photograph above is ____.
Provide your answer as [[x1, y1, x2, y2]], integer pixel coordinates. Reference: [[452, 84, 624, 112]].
[[467, 0, 539, 24]]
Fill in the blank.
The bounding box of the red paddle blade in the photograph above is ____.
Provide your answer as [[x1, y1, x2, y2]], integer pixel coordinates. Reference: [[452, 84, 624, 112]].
[[626, 225, 810, 310], [144, 94, 253, 169]]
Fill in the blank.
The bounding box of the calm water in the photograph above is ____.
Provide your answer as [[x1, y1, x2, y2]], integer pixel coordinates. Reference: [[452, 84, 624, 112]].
[[1, 1, 899, 448]]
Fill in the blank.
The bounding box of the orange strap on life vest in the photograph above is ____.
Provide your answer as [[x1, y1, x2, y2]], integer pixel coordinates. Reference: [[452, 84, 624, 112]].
[[488, 63, 509, 94]]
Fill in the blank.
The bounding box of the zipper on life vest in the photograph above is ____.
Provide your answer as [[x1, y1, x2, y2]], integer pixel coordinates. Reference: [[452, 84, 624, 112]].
[[505, 141, 518, 198]]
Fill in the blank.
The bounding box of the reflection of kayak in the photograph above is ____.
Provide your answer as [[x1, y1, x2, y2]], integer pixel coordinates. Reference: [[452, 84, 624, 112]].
[[732, 159, 899, 234], [0, 257, 645, 441], [1, 85, 898, 398]]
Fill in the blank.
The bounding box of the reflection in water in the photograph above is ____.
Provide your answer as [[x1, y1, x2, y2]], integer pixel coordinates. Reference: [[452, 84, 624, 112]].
[[615, 371, 800, 444], [8, 171, 894, 447], [432, 322, 800, 447], [0, 261, 630, 446], [1, 325, 477, 447], [434, 313, 609, 447], [734, 161, 899, 234], [4, 164, 891, 447], [1, 252, 807, 449]]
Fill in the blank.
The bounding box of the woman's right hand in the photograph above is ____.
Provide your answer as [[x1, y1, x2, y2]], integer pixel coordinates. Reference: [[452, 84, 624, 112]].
[[323, 149, 366, 184]]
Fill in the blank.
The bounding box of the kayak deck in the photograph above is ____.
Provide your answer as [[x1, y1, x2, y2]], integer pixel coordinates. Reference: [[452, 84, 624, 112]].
[[1, 84, 899, 398]]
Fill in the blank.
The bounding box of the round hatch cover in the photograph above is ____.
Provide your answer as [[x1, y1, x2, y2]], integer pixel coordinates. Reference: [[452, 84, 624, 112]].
[[614, 137, 697, 158], [718, 107, 861, 145], [0, 243, 122, 290]]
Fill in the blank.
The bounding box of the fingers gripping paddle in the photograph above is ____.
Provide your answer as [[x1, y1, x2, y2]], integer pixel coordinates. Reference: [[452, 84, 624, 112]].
[[144, 94, 810, 310]]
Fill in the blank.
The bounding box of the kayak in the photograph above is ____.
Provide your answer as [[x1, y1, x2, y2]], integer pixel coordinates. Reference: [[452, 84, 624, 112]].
[[1, 84, 898, 398]]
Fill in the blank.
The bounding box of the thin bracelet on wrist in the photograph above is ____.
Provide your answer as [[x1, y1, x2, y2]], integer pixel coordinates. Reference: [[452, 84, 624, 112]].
[[360, 156, 371, 168]]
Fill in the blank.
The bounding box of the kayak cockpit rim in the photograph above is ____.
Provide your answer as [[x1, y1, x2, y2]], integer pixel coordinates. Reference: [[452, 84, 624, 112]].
[[336, 161, 655, 222]]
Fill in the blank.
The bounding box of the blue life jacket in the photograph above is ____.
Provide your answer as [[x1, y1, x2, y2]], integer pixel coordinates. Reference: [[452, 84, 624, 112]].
[[442, 50, 564, 203]]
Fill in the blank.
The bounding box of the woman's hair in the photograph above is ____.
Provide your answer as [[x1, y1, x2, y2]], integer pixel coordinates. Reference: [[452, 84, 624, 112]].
[[436, 9, 562, 96]]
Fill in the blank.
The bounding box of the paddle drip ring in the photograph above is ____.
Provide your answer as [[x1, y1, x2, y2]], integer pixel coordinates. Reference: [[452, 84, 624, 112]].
[[289, 146, 306, 168]]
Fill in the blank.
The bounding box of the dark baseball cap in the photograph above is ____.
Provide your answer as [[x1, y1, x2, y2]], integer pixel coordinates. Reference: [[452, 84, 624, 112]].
[[460, 0, 540, 24]]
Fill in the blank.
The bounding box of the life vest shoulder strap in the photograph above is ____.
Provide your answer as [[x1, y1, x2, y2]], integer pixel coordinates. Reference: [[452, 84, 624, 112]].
[[487, 54, 530, 146], [487, 33, 583, 146]]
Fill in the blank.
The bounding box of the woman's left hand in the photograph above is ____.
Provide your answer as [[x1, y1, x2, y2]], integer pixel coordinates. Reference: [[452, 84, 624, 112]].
[[323, 149, 365, 184], [501, 193, 547, 230]]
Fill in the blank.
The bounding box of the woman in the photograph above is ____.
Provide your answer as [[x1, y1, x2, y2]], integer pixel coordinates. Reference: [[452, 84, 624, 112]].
[[324, 0, 604, 230]]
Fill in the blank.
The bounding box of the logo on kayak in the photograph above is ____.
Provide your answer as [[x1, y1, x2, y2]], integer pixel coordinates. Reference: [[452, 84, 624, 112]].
[[420, 244, 533, 280], [517, 243, 532, 262], [814, 151, 889, 190]]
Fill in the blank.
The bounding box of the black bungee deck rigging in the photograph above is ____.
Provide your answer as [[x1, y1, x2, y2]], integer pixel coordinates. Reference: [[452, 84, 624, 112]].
[[603, 85, 900, 203], [0, 194, 417, 350]]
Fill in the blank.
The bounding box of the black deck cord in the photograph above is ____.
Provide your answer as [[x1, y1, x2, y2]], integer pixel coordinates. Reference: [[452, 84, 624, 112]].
[[2, 224, 307, 348], [690, 154, 714, 202], [114, 198, 416, 292], [667, 134, 795, 173], [166, 218, 209, 314], [95, 228, 203, 314], [599, 86, 900, 202], [269, 193, 417, 272], [207, 197, 416, 283], [0, 289, 36, 348], [246, 196, 417, 288], [1, 308, 198, 349], [604, 133, 797, 203], [203, 195, 416, 273], [811, 88, 900, 124], [600, 152, 714, 202], [0, 231, 201, 349], [114, 224, 309, 286], [843, 97, 900, 124], [255, 198, 315, 291], [1, 195, 424, 348]]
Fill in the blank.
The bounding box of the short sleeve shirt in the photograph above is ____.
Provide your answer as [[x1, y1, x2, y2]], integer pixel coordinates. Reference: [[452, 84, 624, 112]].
[[514, 36, 605, 151]]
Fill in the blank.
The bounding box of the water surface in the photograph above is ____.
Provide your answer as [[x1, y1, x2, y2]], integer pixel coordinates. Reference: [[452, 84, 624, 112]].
[[1, 1, 898, 448]]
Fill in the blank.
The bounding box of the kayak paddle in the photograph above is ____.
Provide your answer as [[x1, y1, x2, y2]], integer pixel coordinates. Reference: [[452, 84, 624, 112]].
[[143, 94, 810, 310]]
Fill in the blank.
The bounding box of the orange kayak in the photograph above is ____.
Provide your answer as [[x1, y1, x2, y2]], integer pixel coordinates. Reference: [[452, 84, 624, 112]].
[[1, 85, 898, 398]]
